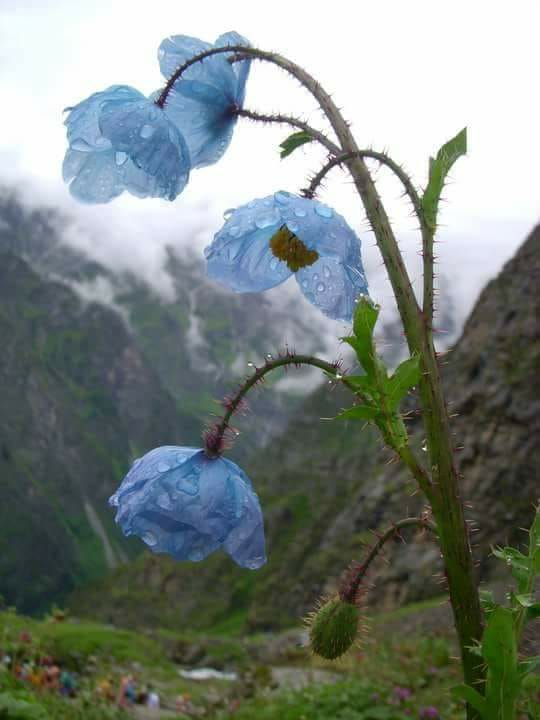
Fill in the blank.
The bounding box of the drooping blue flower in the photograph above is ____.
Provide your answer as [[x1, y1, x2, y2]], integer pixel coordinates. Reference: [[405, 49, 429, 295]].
[[204, 192, 368, 321], [157, 31, 251, 168], [109, 446, 266, 570], [63, 85, 190, 203]]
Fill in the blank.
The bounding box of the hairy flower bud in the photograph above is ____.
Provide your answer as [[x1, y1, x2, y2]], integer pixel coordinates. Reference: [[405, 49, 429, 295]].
[[306, 596, 359, 660]]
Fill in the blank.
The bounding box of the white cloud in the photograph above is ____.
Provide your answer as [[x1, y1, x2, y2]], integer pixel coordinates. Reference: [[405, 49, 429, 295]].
[[1, 0, 538, 333]]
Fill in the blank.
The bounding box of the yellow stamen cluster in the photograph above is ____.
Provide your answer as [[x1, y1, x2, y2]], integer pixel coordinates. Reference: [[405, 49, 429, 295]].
[[269, 225, 319, 271]]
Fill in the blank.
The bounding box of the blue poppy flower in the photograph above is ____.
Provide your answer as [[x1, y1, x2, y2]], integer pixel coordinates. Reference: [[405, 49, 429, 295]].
[[204, 192, 368, 321], [109, 446, 266, 570], [63, 85, 190, 203], [157, 31, 251, 168]]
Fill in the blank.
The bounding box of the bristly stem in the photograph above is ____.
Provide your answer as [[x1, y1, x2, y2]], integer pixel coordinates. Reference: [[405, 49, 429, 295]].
[[236, 108, 339, 155], [303, 150, 423, 217], [339, 517, 437, 603], [204, 352, 349, 457]]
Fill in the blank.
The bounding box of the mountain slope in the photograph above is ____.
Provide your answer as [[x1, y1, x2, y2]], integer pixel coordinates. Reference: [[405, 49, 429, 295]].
[[70, 226, 539, 632], [0, 252, 181, 613]]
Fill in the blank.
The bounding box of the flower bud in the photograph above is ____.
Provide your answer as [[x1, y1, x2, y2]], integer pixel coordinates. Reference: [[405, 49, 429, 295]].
[[307, 596, 359, 660]]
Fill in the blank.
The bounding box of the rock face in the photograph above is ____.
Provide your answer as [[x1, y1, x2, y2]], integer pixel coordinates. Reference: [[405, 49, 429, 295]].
[[71, 227, 539, 633], [0, 252, 180, 613]]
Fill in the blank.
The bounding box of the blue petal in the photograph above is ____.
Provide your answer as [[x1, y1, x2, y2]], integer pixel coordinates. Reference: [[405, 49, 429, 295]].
[[296, 255, 368, 321], [62, 148, 124, 203], [157, 32, 250, 168], [205, 196, 293, 292], [109, 446, 266, 569], [205, 192, 369, 320], [214, 32, 251, 105], [64, 85, 144, 150], [99, 99, 190, 200]]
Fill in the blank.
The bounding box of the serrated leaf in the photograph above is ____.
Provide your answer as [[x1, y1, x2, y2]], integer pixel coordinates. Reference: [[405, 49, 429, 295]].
[[387, 354, 421, 410], [451, 684, 488, 717], [279, 131, 313, 159], [493, 546, 531, 589], [347, 298, 380, 377], [343, 374, 377, 396], [422, 127, 467, 231], [336, 405, 380, 421]]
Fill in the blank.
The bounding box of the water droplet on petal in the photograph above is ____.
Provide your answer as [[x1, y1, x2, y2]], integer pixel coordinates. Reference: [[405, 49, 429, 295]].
[[142, 531, 157, 546], [274, 191, 290, 205], [247, 361, 254, 368], [316, 282, 326, 293], [228, 225, 242, 238], [223, 207, 235, 219], [286, 220, 299, 233], [266, 353, 273, 360], [269, 257, 278, 270], [323, 265, 331, 279], [314, 204, 333, 218], [294, 207, 307, 218], [71, 138, 92, 152], [255, 209, 280, 229], [301, 279, 309, 288], [115, 151, 128, 166], [140, 123, 156, 139], [157, 462, 170, 473]]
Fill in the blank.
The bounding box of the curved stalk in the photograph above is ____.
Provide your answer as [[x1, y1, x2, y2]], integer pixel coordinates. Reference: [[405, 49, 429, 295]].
[[340, 517, 438, 603], [236, 107, 340, 155]]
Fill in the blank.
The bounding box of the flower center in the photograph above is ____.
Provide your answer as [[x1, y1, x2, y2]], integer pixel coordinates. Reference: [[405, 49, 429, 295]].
[[269, 225, 319, 272]]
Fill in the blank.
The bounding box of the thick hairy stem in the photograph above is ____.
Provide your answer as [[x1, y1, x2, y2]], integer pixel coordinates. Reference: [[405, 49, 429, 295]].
[[422, 225, 436, 331], [340, 517, 437, 603], [304, 150, 423, 218], [204, 353, 345, 457], [236, 108, 339, 155]]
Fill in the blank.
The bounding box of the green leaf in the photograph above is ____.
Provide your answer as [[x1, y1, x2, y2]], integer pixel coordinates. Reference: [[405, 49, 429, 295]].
[[279, 131, 313, 159], [336, 405, 380, 421], [519, 656, 540, 677], [526, 603, 540, 621], [451, 684, 488, 717], [514, 593, 537, 608], [387, 354, 421, 410], [422, 127, 467, 231], [345, 297, 380, 377], [482, 606, 520, 718], [479, 589, 497, 613], [343, 374, 377, 397], [492, 546, 531, 589]]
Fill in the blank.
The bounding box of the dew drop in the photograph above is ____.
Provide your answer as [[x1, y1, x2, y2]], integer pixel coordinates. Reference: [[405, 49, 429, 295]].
[[223, 207, 235, 220], [286, 220, 299, 233], [266, 353, 273, 360], [115, 151, 128, 166], [142, 531, 157, 546], [247, 361, 255, 368], [255, 209, 280, 229], [294, 207, 307, 218], [269, 258, 279, 270], [301, 279, 309, 288], [263, 198, 272, 206], [314, 204, 333, 218], [274, 191, 290, 205], [71, 138, 92, 152], [316, 282, 326, 293], [323, 265, 331, 279], [228, 225, 242, 238], [140, 123, 156, 139], [335, 373, 343, 380], [157, 462, 170, 473]]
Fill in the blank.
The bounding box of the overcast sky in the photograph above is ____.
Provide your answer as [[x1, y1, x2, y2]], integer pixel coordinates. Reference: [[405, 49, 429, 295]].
[[1, 0, 539, 335]]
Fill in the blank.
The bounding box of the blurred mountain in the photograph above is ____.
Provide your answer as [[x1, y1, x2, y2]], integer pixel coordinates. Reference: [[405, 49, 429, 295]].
[[69, 225, 539, 633]]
